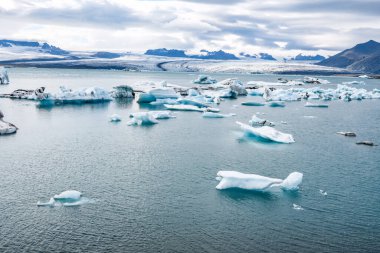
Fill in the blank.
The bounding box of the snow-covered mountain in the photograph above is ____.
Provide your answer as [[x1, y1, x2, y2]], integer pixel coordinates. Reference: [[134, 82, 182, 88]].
[[0, 39, 351, 74]]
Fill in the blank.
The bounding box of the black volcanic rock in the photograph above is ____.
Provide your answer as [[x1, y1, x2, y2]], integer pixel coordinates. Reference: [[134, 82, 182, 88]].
[[317, 40, 380, 73], [292, 54, 326, 61]]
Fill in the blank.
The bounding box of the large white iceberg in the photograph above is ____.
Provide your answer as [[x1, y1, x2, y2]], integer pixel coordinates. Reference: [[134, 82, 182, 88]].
[[38, 86, 112, 106], [54, 190, 82, 200], [237, 121, 294, 143], [215, 171, 303, 191], [0, 67, 9, 84]]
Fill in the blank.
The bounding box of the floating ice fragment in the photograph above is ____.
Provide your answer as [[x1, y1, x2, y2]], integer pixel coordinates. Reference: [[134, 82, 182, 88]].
[[109, 114, 122, 122], [215, 171, 303, 191], [128, 112, 159, 125], [305, 102, 328, 108], [249, 115, 275, 127], [236, 121, 294, 143], [292, 204, 304, 210], [137, 93, 156, 103], [241, 101, 265, 106], [268, 101, 285, 107], [37, 198, 55, 207], [0, 110, 17, 135], [164, 104, 219, 112], [356, 141, 377, 146], [319, 189, 328, 196], [337, 131, 356, 137], [202, 112, 236, 118]]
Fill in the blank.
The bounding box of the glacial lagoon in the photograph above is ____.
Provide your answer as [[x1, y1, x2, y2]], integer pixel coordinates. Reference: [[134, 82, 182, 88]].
[[1, 67, 380, 252]]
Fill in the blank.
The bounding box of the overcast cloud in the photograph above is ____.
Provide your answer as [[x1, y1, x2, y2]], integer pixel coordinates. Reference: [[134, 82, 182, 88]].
[[0, 0, 379, 57]]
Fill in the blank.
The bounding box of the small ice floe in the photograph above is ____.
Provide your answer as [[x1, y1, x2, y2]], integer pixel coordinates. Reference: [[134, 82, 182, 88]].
[[303, 76, 330, 84], [0, 66, 10, 84], [319, 189, 328, 196], [202, 112, 236, 118], [217, 78, 247, 96], [37, 190, 87, 207], [247, 88, 265, 96], [337, 131, 356, 137], [356, 141, 377, 146], [215, 171, 303, 191], [137, 93, 156, 103], [128, 112, 159, 126], [305, 102, 328, 108], [241, 101, 265, 106], [249, 115, 275, 127], [192, 75, 217, 85], [268, 101, 285, 107], [292, 204, 304, 210], [177, 98, 209, 108], [236, 121, 294, 143], [109, 114, 122, 122], [303, 116, 316, 119], [281, 121, 287, 124], [342, 81, 365, 85], [0, 110, 17, 135], [164, 104, 219, 112], [358, 75, 370, 79]]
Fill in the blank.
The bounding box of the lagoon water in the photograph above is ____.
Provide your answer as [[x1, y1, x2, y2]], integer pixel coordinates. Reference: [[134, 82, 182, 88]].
[[1, 68, 380, 252]]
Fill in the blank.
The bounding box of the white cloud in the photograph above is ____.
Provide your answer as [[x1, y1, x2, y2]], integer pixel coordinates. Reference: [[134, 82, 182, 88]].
[[0, 0, 379, 57]]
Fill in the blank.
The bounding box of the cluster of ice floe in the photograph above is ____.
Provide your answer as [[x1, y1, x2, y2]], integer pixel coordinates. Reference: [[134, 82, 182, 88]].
[[37, 190, 89, 207], [215, 171, 303, 191], [263, 85, 380, 102], [192, 75, 217, 84]]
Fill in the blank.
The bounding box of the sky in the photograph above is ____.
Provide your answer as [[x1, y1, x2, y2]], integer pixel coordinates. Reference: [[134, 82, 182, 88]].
[[0, 0, 379, 58]]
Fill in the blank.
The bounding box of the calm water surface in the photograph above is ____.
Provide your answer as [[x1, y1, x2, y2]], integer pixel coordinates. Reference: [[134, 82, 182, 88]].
[[0, 68, 379, 252]]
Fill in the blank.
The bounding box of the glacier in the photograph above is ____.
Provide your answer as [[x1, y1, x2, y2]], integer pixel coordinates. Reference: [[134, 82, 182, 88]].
[[215, 171, 303, 191], [237, 121, 294, 143]]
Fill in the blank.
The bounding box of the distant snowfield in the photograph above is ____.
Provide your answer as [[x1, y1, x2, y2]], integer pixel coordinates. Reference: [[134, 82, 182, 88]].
[[0, 46, 348, 75]]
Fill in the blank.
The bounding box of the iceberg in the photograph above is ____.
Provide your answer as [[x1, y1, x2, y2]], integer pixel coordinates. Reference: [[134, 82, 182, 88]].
[[128, 112, 159, 125], [109, 114, 122, 122], [0, 66, 9, 84], [217, 78, 247, 96], [304, 102, 328, 108], [149, 98, 178, 105], [237, 121, 295, 143], [215, 171, 303, 191], [177, 98, 210, 108], [0, 110, 17, 135], [249, 115, 275, 127], [148, 87, 179, 99], [54, 190, 82, 200], [137, 93, 157, 103], [37, 190, 90, 207], [202, 112, 236, 118], [192, 75, 217, 84], [247, 88, 265, 96], [38, 86, 112, 106], [342, 81, 365, 85]]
